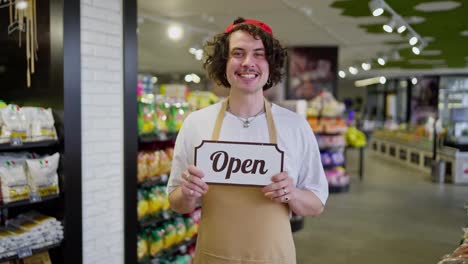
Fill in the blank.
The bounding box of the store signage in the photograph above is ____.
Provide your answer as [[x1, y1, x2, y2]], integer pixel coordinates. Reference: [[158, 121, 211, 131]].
[[194, 140, 284, 186]]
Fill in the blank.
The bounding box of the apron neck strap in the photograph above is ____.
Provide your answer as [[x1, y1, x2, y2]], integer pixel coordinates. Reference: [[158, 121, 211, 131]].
[[211, 98, 277, 144]]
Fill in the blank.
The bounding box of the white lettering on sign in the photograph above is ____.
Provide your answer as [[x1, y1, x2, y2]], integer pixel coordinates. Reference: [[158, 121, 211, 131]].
[[194, 140, 284, 186]]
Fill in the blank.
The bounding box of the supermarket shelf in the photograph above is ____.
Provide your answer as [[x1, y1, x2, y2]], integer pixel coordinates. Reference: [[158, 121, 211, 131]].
[[142, 237, 197, 264], [139, 174, 169, 188], [323, 163, 345, 170], [319, 146, 345, 152], [0, 241, 61, 262], [139, 211, 177, 229], [329, 184, 350, 193], [0, 194, 60, 209], [139, 133, 177, 144], [0, 140, 59, 151]]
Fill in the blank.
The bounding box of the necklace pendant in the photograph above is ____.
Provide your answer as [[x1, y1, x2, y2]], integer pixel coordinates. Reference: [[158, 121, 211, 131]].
[[243, 121, 250, 128]]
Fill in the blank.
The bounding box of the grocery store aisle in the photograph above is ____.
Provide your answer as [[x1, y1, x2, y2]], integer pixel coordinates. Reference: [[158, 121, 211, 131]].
[[294, 149, 467, 264]]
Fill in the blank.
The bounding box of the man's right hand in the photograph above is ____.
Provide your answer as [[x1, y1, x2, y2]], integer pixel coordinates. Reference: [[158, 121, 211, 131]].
[[181, 165, 209, 200]]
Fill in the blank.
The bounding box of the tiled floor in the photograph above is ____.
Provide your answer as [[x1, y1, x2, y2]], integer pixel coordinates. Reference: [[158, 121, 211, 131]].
[[294, 149, 467, 264]]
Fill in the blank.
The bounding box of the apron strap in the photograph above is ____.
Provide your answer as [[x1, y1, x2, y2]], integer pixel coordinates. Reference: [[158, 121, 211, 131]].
[[211, 99, 229, 141], [264, 98, 277, 144], [212, 97, 277, 144]]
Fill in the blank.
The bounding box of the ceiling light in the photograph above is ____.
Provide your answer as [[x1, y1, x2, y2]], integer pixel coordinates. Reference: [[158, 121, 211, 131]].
[[168, 24, 183, 40], [191, 74, 201, 83], [411, 77, 418, 85], [397, 25, 407, 33], [377, 57, 386, 66], [361, 62, 371, 71], [338, 70, 346, 78], [349, 66, 358, 75], [15, 0, 27, 10], [409, 36, 418, 46], [369, 0, 384, 16], [189, 48, 197, 54], [379, 77, 387, 84], [195, 49, 203, 60], [383, 24, 393, 33], [412, 46, 421, 55], [184, 74, 193, 82]]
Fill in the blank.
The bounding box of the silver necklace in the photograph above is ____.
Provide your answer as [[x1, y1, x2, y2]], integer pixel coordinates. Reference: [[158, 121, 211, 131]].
[[228, 106, 265, 128]]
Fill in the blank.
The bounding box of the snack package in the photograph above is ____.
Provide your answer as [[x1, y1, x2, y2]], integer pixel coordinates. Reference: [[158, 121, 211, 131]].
[[137, 231, 149, 261], [155, 97, 169, 135], [163, 222, 177, 249], [158, 150, 171, 175], [138, 94, 157, 136], [25, 153, 60, 197], [23, 251, 52, 264], [0, 160, 30, 204], [22, 107, 58, 142], [1, 105, 28, 143], [137, 152, 149, 183], [174, 217, 187, 244], [147, 186, 162, 216], [137, 189, 149, 220], [146, 151, 161, 177], [149, 227, 165, 257]]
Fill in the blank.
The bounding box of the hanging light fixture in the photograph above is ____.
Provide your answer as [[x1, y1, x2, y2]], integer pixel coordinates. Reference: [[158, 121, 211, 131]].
[[338, 70, 346, 78], [369, 0, 384, 16], [377, 57, 386, 66], [15, 0, 28, 10], [348, 66, 358, 75], [361, 62, 371, 71], [409, 36, 418, 46]]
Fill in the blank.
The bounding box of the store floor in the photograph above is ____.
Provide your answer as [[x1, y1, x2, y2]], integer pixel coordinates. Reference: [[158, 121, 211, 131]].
[[294, 149, 467, 264]]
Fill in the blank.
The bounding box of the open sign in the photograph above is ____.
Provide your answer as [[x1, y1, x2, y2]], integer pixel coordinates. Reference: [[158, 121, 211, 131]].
[[194, 140, 284, 186]]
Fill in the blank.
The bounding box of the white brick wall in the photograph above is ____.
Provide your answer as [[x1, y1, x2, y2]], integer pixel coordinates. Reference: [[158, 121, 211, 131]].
[[81, 0, 124, 263]]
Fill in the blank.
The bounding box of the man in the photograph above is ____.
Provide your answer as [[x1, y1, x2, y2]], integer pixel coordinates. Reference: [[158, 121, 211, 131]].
[[167, 17, 328, 264]]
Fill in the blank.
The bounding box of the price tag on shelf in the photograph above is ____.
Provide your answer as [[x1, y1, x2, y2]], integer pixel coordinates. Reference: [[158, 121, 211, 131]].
[[10, 137, 23, 146], [162, 211, 170, 220], [29, 192, 42, 203], [17, 246, 32, 258], [179, 244, 187, 253], [160, 174, 168, 182], [150, 259, 160, 264]]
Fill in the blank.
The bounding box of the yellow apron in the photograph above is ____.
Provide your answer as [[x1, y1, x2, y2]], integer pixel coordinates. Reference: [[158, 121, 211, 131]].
[[194, 98, 296, 264]]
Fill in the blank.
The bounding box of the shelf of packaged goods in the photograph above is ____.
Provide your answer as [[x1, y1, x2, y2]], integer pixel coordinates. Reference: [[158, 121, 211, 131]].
[[319, 146, 345, 152], [0, 194, 60, 210], [139, 210, 178, 229], [0, 241, 61, 262], [141, 237, 197, 264], [290, 216, 304, 233], [0, 140, 59, 152], [323, 164, 345, 170], [329, 183, 350, 193], [138, 133, 178, 144], [139, 174, 169, 189]]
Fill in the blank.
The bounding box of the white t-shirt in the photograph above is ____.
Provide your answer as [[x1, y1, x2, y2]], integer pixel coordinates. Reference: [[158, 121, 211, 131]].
[[167, 101, 329, 205]]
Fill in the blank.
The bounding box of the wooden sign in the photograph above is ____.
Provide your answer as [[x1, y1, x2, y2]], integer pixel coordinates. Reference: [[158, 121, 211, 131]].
[[194, 140, 284, 186]]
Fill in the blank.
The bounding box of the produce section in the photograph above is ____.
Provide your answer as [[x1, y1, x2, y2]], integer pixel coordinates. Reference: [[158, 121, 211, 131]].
[[308, 92, 350, 192]]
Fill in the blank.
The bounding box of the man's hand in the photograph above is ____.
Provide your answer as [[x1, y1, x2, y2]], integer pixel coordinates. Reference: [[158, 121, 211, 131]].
[[181, 165, 209, 200], [262, 172, 296, 203]]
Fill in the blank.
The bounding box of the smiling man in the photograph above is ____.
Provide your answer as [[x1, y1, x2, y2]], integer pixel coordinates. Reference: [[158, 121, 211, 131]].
[[167, 17, 329, 264]]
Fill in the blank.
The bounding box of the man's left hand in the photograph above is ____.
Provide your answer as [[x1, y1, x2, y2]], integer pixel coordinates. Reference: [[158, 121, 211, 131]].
[[262, 172, 295, 203]]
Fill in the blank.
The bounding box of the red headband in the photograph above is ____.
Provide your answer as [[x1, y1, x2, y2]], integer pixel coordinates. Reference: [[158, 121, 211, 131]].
[[224, 19, 273, 35]]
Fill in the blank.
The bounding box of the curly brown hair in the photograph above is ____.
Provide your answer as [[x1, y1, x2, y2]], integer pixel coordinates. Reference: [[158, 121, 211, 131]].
[[203, 18, 287, 90]]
